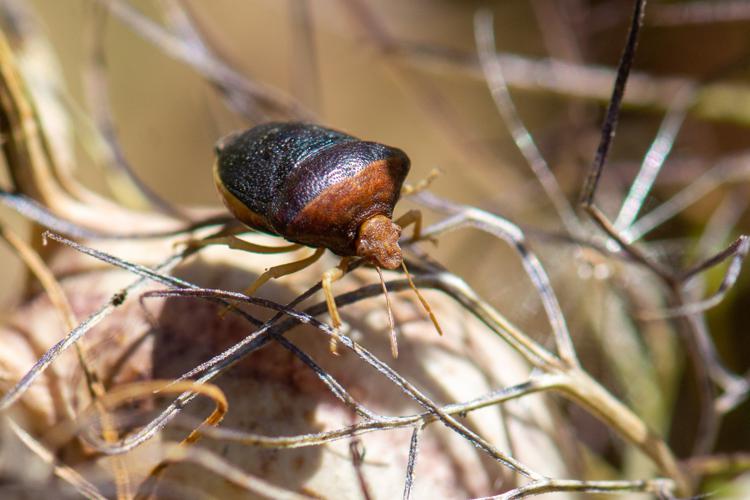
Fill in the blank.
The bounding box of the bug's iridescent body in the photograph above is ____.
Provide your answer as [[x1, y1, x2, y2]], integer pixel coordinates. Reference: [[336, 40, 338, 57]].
[[214, 122, 410, 269]]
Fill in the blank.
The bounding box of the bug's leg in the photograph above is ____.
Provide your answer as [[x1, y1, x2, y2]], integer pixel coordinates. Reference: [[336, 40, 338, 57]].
[[184, 231, 302, 255], [321, 257, 353, 354], [220, 247, 324, 317], [212, 236, 301, 254], [401, 168, 441, 196], [394, 209, 424, 241], [243, 247, 325, 296], [177, 222, 245, 249]]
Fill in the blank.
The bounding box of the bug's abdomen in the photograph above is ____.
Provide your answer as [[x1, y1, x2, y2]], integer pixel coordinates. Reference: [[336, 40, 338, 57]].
[[214, 122, 410, 254]]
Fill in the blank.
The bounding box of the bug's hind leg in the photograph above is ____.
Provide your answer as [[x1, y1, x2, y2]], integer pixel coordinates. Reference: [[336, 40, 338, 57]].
[[321, 257, 353, 354], [186, 231, 303, 255]]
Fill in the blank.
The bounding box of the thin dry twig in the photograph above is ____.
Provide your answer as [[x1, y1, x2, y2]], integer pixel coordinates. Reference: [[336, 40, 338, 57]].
[[625, 153, 750, 243], [0, 223, 133, 498], [0, 190, 227, 240], [146, 443, 315, 500], [579, 0, 647, 209], [0, 235, 194, 412], [475, 477, 674, 500], [79, 379, 228, 498], [27, 235, 534, 476], [572, 0, 750, 460], [4, 1, 750, 497], [402, 425, 421, 500], [6, 418, 107, 500], [474, 9, 582, 238], [83, 5, 186, 219], [94, 0, 313, 121], [39, 230, 687, 491], [644, 236, 750, 318], [416, 192, 575, 369], [166, 375, 563, 450], [614, 85, 695, 234]]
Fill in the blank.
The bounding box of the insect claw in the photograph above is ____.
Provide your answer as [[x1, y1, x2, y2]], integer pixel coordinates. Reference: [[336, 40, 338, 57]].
[[329, 331, 341, 356]]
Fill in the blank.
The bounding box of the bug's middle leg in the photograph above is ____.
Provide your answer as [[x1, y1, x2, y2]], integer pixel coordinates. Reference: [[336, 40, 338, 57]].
[[243, 247, 325, 297], [401, 168, 441, 196], [220, 247, 325, 317]]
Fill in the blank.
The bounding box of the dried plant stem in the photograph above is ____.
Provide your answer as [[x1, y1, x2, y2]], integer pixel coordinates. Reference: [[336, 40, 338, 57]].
[[556, 370, 686, 492], [47, 234, 687, 492], [573, 0, 749, 462], [0, 224, 132, 498], [151, 443, 315, 500], [579, 0, 646, 209], [625, 153, 750, 243], [402, 425, 421, 500], [7, 418, 107, 500], [614, 86, 695, 233], [0, 27, 184, 235], [398, 39, 750, 126], [78, 380, 228, 500], [683, 452, 750, 477], [474, 9, 581, 238], [94, 0, 312, 121], [416, 193, 576, 368], [477, 477, 674, 500], [169, 374, 565, 450], [0, 248, 185, 411], [39, 235, 542, 479]]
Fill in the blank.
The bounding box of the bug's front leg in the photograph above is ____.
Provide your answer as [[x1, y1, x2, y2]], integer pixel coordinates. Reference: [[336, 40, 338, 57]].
[[321, 257, 353, 355], [394, 209, 423, 242]]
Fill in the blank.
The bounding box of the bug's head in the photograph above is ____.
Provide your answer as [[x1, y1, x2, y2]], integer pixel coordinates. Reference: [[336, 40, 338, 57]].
[[355, 215, 403, 270]]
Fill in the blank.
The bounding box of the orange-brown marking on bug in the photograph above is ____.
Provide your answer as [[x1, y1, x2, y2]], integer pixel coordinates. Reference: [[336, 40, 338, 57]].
[[213, 160, 274, 233], [287, 159, 405, 264]]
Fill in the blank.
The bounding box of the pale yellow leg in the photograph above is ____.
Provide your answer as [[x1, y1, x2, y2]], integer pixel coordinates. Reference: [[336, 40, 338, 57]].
[[401, 168, 441, 196], [322, 257, 353, 354], [178, 222, 244, 249], [220, 247, 324, 317], [244, 247, 325, 296], [394, 209, 423, 241], [187, 234, 302, 254]]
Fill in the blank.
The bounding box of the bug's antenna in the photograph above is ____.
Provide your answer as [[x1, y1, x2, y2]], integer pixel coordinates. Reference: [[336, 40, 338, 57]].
[[401, 261, 443, 337], [375, 266, 399, 358]]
